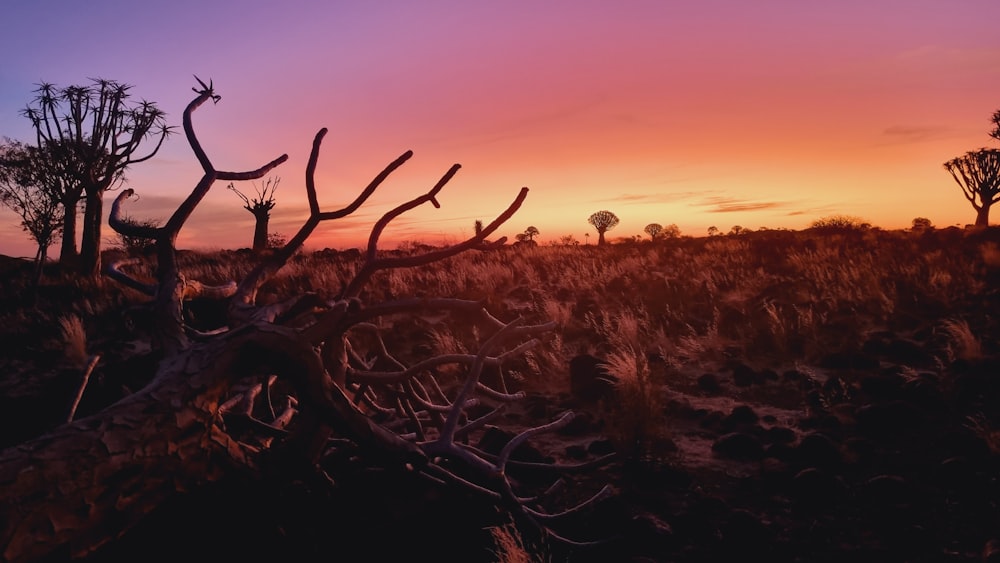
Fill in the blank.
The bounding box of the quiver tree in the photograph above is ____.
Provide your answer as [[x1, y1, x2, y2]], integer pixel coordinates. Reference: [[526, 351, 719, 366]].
[[943, 148, 1000, 227], [21, 78, 172, 276], [0, 139, 64, 284], [229, 176, 279, 252], [0, 79, 613, 562], [587, 210, 619, 245], [643, 223, 662, 241]]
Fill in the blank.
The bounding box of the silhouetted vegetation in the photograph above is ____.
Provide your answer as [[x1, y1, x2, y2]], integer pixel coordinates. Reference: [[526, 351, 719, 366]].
[[4, 223, 1000, 561], [0, 139, 63, 284], [587, 210, 618, 245], [20, 78, 171, 277], [229, 177, 279, 253], [944, 148, 1000, 227]]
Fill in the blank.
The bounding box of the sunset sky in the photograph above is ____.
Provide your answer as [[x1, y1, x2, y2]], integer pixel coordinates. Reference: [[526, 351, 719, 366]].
[[2, 0, 1000, 257]]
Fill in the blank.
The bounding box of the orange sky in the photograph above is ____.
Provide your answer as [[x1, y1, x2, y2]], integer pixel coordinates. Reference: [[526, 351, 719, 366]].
[[2, 1, 1000, 257]]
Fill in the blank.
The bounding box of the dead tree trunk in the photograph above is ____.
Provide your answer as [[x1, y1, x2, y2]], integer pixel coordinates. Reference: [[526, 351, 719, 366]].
[[229, 177, 278, 253], [0, 79, 612, 562]]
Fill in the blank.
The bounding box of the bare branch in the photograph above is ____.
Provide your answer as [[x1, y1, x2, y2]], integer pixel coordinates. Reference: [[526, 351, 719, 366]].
[[342, 186, 529, 298]]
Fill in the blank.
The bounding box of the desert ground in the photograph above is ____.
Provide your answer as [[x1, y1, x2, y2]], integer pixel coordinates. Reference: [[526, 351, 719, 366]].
[[2, 224, 999, 562]]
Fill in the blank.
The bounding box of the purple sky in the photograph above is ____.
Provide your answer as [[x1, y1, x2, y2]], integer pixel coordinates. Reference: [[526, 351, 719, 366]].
[[2, 0, 1000, 256]]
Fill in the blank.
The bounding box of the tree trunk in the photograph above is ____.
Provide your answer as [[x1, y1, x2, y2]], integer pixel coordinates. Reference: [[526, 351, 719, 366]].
[[80, 191, 103, 277], [252, 212, 270, 253], [32, 243, 46, 288], [976, 203, 991, 227], [597, 230, 607, 245], [59, 196, 79, 265], [0, 324, 406, 562], [0, 326, 288, 562]]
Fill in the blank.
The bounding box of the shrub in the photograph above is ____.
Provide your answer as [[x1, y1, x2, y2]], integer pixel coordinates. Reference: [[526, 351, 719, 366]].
[[809, 215, 871, 231]]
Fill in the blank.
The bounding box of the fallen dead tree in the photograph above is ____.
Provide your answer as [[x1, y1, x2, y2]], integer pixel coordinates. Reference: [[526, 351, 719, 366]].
[[0, 79, 613, 562]]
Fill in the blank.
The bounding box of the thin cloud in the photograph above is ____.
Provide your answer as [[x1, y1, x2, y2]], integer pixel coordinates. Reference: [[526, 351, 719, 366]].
[[881, 125, 954, 144], [596, 191, 704, 204], [693, 196, 786, 213]]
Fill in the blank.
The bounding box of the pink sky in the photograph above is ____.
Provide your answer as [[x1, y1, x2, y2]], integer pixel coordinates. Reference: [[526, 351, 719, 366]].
[[2, 1, 1000, 257]]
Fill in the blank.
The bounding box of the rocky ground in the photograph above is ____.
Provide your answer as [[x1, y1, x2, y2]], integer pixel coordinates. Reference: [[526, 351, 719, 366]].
[[3, 233, 1000, 562]]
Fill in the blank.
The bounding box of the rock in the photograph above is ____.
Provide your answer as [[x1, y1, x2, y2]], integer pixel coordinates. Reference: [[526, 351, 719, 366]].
[[855, 400, 926, 438], [790, 467, 846, 507], [697, 373, 722, 394], [588, 438, 616, 456], [712, 432, 764, 460], [730, 362, 758, 387], [795, 432, 842, 470], [721, 508, 773, 550], [764, 426, 797, 445], [726, 404, 759, 426], [859, 372, 906, 402]]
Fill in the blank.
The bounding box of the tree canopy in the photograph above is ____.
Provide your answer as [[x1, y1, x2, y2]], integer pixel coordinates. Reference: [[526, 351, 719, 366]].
[[943, 148, 1000, 227], [21, 78, 172, 276], [587, 210, 619, 245]]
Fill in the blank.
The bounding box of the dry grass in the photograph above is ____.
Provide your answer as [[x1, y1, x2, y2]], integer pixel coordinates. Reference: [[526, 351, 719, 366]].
[[940, 318, 983, 362], [57, 314, 89, 368], [487, 521, 549, 563], [601, 346, 669, 462]]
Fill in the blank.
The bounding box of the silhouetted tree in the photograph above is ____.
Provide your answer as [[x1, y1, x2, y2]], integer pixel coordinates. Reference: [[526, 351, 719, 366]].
[[587, 210, 619, 245], [523, 225, 539, 241], [643, 223, 662, 240], [944, 148, 1000, 227], [990, 110, 1000, 141], [229, 177, 279, 252], [21, 78, 171, 276], [911, 217, 934, 232], [809, 215, 871, 231], [0, 139, 63, 284], [662, 224, 681, 239], [707, 226, 719, 236], [474, 219, 484, 237]]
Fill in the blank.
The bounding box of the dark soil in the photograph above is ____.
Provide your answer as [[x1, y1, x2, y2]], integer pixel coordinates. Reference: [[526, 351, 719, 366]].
[[3, 228, 1000, 563]]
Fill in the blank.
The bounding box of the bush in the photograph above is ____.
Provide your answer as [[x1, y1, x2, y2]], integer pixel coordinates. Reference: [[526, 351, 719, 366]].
[[809, 215, 871, 231]]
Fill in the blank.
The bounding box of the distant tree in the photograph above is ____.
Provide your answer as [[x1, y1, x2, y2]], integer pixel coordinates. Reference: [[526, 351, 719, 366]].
[[707, 225, 719, 236], [911, 217, 934, 232], [21, 79, 172, 277], [643, 223, 663, 240], [661, 224, 681, 239], [943, 148, 1000, 227], [584, 233, 590, 245], [3, 136, 85, 266], [728, 225, 747, 236], [587, 210, 619, 245], [229, 177, 279, 253], [558, 234, 579, 246], [0, 139, 63, 284], [513, 233, 538, 247], [523, 225, 539, 241], [809, 215, 871, 231]]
